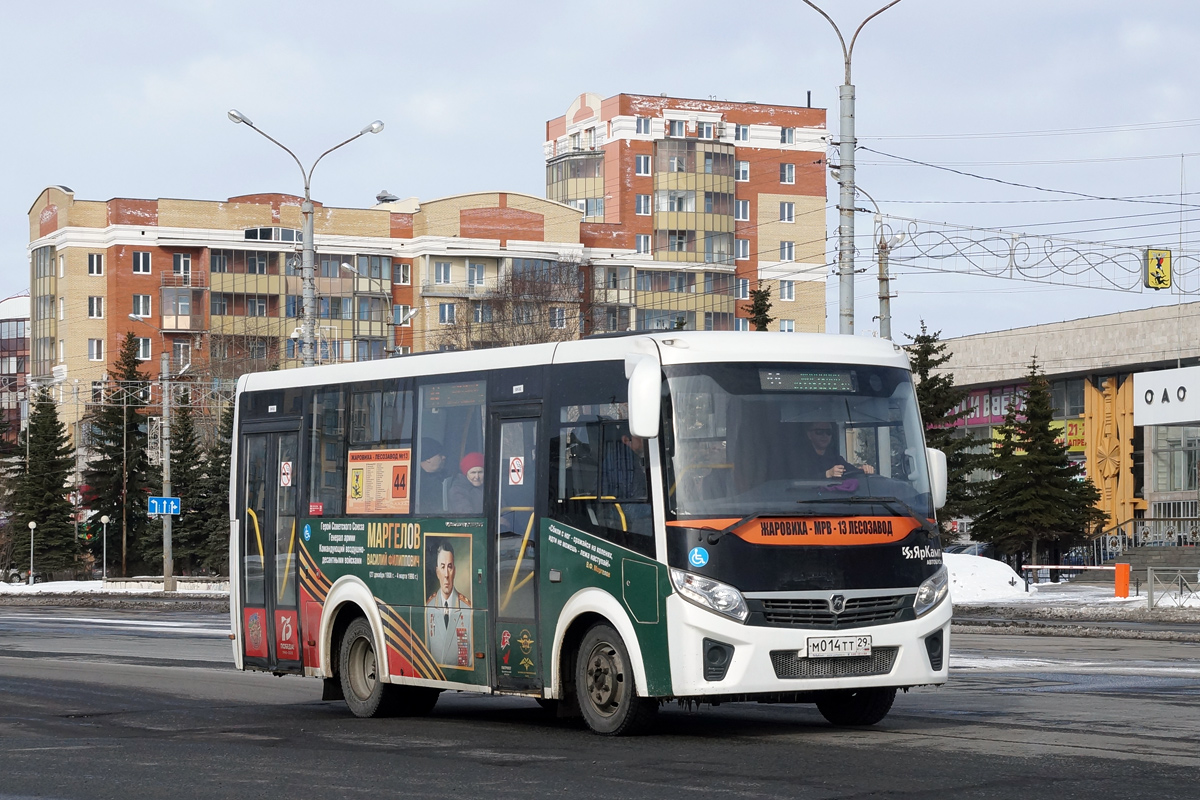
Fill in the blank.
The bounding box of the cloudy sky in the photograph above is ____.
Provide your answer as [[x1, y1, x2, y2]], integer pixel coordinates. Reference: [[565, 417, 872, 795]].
[[4, 0, 1198, 341]]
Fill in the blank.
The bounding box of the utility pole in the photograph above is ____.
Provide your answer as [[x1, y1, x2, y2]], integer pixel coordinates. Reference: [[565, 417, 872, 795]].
[[161, 351, 175, 592], [801, 0, 904, 335]]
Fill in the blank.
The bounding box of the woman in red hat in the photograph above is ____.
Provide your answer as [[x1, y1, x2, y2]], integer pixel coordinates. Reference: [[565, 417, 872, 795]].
[[448, 452, 485, 514]]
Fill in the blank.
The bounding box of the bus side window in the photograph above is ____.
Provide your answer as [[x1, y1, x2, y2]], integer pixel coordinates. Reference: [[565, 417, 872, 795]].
[[309, 390, 346, 516], [417, 380, 486, 515]]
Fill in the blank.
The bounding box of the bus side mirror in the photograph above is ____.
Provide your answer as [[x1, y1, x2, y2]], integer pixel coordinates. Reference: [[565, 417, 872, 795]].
[[927, 448, 947, 510], [627, 357, 661, 439]]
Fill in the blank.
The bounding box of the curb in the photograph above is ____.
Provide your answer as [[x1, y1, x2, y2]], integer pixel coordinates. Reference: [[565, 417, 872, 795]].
[[0, 594, 229, 612]]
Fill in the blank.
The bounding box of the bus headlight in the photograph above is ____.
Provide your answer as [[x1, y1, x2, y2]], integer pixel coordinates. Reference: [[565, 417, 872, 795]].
[[670, 568, 748, 623], [914, 566, 949, 617]]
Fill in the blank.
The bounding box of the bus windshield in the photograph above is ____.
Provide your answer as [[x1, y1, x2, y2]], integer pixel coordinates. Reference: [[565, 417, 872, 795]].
[[664, 363, 934, 521]]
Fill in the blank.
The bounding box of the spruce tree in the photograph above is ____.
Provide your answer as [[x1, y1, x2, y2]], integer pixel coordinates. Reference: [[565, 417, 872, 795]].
[[82, 333, 155, 577], [743, 285, 775, 331], [196, 403, 234, 573], [10, 389, 78, 576], [169, 389, 206, 573], [905, 323, 983, 536], [973, 359, 1106, 566]]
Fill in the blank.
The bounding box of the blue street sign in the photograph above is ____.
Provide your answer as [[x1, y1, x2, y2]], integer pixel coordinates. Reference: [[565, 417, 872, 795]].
[[149, 496, 181, 516]]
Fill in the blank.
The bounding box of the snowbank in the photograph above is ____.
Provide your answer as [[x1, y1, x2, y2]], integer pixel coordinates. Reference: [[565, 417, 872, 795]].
[[0, 578, 228, 595], [944, 553, 1033, 603]]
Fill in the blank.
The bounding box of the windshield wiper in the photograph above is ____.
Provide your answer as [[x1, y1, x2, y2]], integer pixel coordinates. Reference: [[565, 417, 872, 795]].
[[796, 495, 933, 527]]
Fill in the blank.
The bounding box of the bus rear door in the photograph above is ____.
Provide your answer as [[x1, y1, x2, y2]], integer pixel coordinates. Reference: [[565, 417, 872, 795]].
[[239, 422, 303, 673]]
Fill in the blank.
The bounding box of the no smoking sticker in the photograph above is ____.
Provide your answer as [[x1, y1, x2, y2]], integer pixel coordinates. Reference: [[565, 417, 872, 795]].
[[508, 456, 524, 485], [280, 461, 293, 487]]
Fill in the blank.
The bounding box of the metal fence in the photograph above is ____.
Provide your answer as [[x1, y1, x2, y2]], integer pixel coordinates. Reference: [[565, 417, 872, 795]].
[[1146, 568, 1200, 609], [1088, 518, 1200, 565]]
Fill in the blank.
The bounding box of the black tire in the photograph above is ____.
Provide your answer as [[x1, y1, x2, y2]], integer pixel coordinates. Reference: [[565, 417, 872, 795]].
[[339, 617, 388, 718], [574, 623, 657, 735], [815, 687, 896, 726]]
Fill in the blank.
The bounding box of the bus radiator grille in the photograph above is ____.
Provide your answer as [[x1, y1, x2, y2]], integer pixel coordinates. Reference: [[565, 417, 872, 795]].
[[769, 647, 898, 680], [757, 595, 913, 629]]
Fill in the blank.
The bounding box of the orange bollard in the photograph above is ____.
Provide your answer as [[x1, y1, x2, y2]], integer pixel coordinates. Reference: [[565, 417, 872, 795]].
[[1115, 563, 1130, 598]]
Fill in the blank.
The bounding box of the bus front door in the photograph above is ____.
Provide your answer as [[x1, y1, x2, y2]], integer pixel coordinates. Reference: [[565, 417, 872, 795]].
[[239, 426, 302, 673], [492, 412, 542, 692]]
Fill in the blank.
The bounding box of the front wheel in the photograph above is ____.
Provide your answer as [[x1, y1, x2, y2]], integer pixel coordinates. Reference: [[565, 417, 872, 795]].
[[815, 687, 896, 726], [574, 623, 657, 735]]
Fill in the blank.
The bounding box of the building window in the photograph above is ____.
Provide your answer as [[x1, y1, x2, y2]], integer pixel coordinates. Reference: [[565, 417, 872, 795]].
[[780, 127, 795, 144], [734, 124, 750, 142], [668, 231, 689, 252], [513, 304, 534, 325], [635, 194, 652, 215], [585, 198, 604, 218], [735, 239, 750, 260], [635, 154, 651, 175], [88, 253, 103, 276], [88, 296, 104, 319], [132, 294, 151, 317], [435, 261, 452, 285], [635, 116, 651, 134], [780, 201, 795, 223], [58, 339, 64, 363], [439, 302, 456, 325], [246, 296, 267, 317], [136, 337, 152, 360], [468, 263, 486, 287], [549, 307, 566, 329], [780, 163, 795, 184], [735, 318, 750, 332], [780, 319, 795, 333], [210, 251, 229, 273], [780, 241, 795, 261], [249, 339, 267, 360], [473, 301, 492, 324], [133, 251, 151, 274], [393, 304, 412, 326], [736, 161, 749, 181], [735, 199, 749, 221], [58, 298, 64, 320], [248, 254, 267, 275], [736, 278, 750, 300], [780, 280, 795, 301], [636, 234, 652, 254], [667, 119, 686, 137], [395, 262, 411, 285], [211, 294, 229, 316], [88, 339, 104, 361], [173, 340, 191, 371], [697, 122, 714, 139]]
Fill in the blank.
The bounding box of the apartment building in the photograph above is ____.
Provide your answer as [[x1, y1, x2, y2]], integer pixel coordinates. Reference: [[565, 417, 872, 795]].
[[545, 92, 829, 333], [27, 186, 636, 437], [0, 294, 30, 443]]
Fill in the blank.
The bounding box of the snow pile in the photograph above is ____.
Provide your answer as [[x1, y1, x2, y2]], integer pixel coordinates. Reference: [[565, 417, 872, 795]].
[[944, 553, 1033, 603], [0, 579, 227, 595]]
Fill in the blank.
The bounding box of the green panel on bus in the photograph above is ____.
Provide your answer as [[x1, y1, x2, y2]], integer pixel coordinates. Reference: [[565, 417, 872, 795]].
[[299, 515, 489, 686], [540, 520, 673, 697]]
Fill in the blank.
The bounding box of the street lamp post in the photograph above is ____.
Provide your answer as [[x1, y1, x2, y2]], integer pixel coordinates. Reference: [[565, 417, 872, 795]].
[[226, 110, 384, 367], [100, 514, 110, 581], [27, 521, 36, 585], [801, 0, 904, 335]]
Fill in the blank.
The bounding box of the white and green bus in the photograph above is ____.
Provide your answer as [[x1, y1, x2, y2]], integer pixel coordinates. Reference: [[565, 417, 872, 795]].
[[230, 331, 950, 735]]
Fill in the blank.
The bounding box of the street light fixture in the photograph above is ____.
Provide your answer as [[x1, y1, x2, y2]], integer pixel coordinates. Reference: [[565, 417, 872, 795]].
[[27, 521, 36, 585], [227, 109, 384, 367], [801, 0, 904, 335]]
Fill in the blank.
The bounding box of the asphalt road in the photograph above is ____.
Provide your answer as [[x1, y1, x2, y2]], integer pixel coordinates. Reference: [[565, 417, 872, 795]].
[[1, 606, 1199, 799]]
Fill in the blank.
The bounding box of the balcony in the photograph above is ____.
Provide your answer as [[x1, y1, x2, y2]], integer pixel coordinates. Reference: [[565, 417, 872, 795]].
[[161, 271, 207, 288]]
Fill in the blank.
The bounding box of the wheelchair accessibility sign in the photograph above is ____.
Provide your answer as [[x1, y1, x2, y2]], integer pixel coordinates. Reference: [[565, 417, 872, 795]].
[[688, 547, 709, 567]]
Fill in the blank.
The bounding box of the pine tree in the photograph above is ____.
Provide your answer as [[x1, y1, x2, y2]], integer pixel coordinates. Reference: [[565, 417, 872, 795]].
[[82, 333, 155, 577], [196, 403, 234, 573], [743, 285, 775, 331], [905, 323, 984, 536], [10, 389, 78, 576], [169, 389, 206, 573], [973, 359, 1106, 566]]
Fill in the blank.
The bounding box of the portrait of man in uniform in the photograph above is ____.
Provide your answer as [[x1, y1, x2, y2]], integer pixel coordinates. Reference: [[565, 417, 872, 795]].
[[425, 537, 473, 669]]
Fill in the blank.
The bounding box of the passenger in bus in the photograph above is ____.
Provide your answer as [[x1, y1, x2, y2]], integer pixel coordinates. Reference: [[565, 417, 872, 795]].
[[425, 540, 472, 668], [448, 452, 485, 514], [418, 438, 450, 513], [801, 422, 875, 479], [602, 423, 647, 500]]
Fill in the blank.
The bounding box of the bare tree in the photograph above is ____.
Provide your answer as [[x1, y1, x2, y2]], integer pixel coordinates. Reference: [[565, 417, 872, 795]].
[[433, 257, 585, 350]]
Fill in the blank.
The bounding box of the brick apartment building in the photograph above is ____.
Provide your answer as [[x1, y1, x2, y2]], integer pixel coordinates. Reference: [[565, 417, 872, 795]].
[[26, 93, 829, 438], [546, 92, 828, 332], [0, 294, 29, 443]]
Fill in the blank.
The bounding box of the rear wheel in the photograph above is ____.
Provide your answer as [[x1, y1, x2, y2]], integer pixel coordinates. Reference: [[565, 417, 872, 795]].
[[340, 617, 388, 718], [575, 623, 657, 735], [815, 687, 896, 726]]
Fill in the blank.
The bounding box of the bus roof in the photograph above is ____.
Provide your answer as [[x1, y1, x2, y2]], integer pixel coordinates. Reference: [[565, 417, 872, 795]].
[[237, 333, 910, 394]]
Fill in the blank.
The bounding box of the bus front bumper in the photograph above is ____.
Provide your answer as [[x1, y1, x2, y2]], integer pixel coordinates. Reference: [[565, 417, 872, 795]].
[[664, 593, 952, 698]]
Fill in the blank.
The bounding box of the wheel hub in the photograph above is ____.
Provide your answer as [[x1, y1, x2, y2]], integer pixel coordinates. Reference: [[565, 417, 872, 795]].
[[585, 644, 621, 716]]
